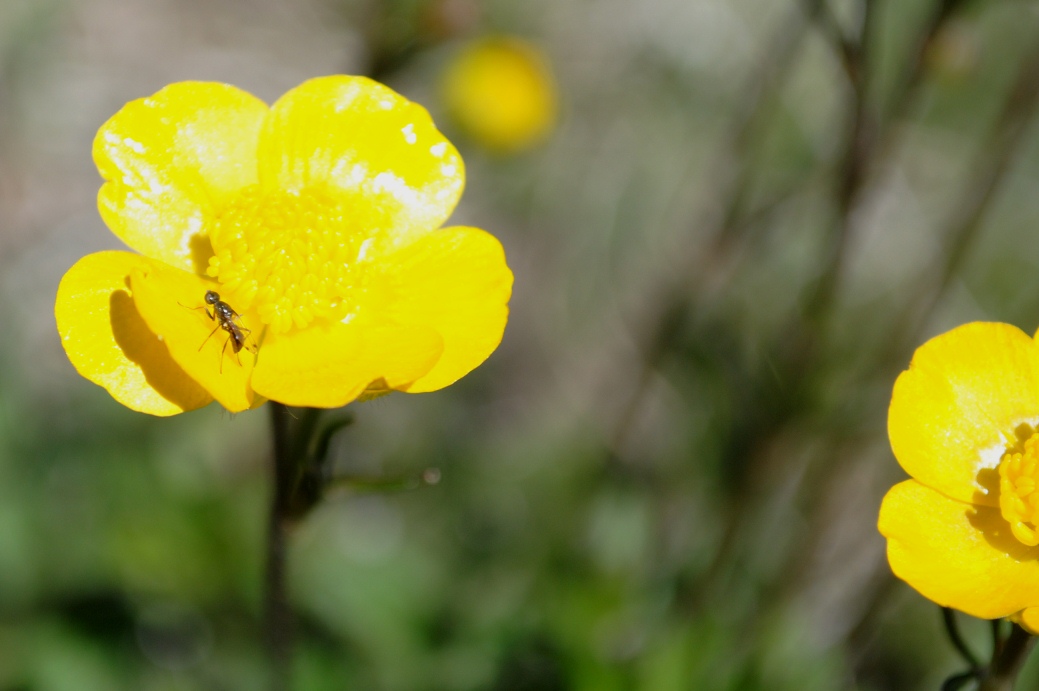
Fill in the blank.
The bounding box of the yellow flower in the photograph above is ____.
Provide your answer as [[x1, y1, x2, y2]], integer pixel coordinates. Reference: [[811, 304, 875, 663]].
[[441, 36, 557, 153], [55, 77, 513, 416], [879, 322, 1039, 633]]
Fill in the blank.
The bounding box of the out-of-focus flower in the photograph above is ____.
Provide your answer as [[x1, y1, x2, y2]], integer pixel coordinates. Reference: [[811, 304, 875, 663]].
[[441, 36, 557, 153], [879, 322, 1039, 632], [55, 76, 513, 415]]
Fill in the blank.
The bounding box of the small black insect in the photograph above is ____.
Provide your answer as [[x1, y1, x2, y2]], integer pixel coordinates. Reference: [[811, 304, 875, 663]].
[[192, 290, 256, 372]]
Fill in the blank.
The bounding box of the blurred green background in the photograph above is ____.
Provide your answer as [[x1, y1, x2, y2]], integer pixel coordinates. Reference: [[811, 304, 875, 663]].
[[3, 0, 1039, 688]]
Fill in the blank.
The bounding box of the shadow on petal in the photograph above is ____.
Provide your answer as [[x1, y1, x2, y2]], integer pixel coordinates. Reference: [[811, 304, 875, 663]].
[[110, 289, 207, 411], [189, 233, 214, 275], [967, 503, 1039, 562], [974, 467, 1000, 504]]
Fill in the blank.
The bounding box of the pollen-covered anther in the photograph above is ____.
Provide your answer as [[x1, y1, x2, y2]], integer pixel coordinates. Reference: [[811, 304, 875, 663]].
[[999, 432, 1039, 546], [206, 187, 363, 334]]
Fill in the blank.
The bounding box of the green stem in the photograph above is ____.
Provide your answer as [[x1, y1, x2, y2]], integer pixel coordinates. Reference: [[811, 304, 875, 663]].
[[978, 624, 1034, 691], [264, 402, 295, 691], [942, 608, 980, 670]]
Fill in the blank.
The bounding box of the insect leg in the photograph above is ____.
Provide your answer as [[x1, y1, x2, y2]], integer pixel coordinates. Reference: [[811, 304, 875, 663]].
[[220, 335, 230, 375], [199, 325, 221, 352]]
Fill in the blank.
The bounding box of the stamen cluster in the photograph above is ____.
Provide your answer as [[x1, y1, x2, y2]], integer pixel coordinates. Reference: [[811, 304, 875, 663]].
[[999, 431, 1039, 546], [208, 187, 366, 334]]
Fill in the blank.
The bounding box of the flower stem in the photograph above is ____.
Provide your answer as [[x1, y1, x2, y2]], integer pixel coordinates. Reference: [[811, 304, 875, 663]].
[[264, 401, 295, 691], [942, 608, 980, 670], [978, 623, 1035, 691]]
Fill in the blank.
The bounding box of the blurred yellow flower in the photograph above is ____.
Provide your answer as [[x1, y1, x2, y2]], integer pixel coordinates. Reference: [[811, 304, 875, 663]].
[[879, 322, 1039, 633], [55, 77, 513, 415], [441, 36, 557, 153]]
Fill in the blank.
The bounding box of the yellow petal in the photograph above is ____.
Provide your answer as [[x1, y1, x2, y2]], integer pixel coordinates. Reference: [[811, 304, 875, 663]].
[[1013, 607, 1039, 634], [888, 322, 1039, 506], [95, 82, 268, 273], [256, 76, 464, 254], [129, 263, 258, 413], [369, 226, 512, 393], [879, 479, 1039, 619], [250, 321, 443, 408], [54, 251, 212, 416]]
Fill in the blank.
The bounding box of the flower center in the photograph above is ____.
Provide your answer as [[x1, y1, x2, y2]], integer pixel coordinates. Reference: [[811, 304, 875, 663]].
[[999, 431, 1039, 545], [206, 186, 370, 334]]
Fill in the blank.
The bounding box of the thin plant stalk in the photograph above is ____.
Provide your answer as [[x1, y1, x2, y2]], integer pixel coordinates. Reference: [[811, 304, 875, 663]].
[[978, 624, 1035, 691], [264, 401, 296, 691]]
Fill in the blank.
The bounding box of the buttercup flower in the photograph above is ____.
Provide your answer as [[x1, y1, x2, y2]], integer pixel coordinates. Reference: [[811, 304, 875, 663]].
[[56, 77, 513, 415], [441, 36, 557, 153], [879, 322, 1039, 632]]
